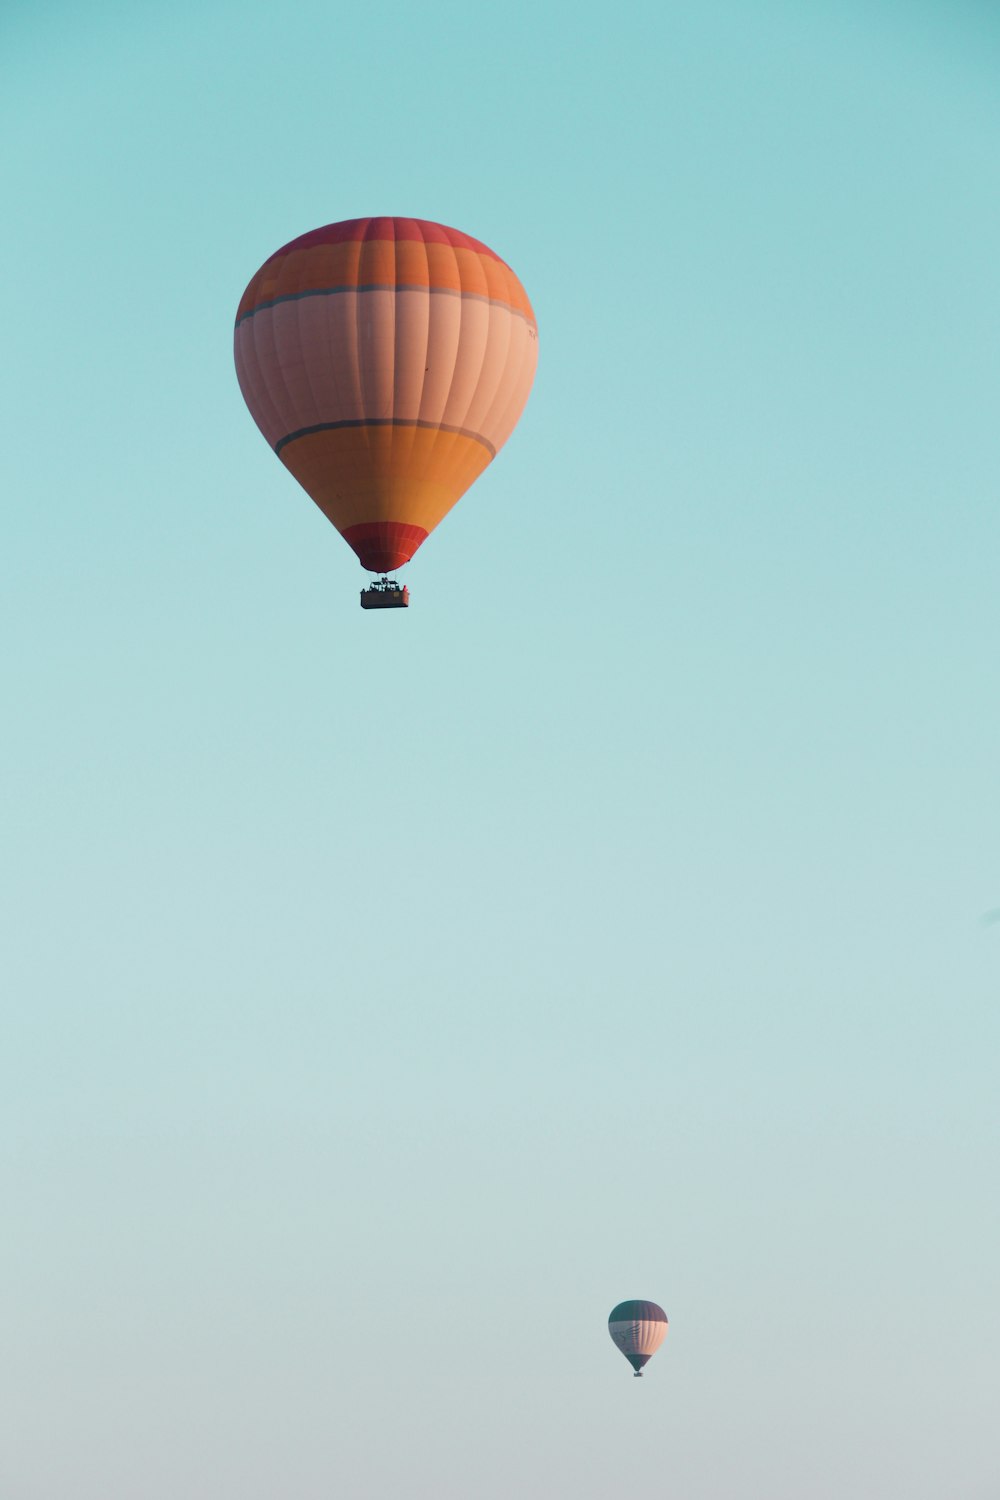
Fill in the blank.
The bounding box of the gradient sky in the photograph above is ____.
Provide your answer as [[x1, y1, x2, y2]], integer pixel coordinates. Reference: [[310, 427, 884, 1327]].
[[2, 1, 999, 1496]]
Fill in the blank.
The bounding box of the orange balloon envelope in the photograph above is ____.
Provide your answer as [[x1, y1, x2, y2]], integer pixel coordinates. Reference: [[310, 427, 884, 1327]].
[[234, 217, 538, 575]]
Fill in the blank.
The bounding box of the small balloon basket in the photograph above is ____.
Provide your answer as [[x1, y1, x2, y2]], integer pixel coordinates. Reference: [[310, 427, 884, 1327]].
[[360, 577, 410, 610]]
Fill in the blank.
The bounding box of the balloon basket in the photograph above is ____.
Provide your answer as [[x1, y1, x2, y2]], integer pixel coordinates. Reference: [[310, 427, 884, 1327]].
[[360, 577, 410, 609]]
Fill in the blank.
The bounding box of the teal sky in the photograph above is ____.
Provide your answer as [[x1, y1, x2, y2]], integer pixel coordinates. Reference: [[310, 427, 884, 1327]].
[[2, 2, 999, 1496]]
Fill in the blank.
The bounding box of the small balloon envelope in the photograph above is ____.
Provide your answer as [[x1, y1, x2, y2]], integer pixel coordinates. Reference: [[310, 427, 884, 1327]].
[[234, 217, 538, 577], [608, 1299, 668, 1375]]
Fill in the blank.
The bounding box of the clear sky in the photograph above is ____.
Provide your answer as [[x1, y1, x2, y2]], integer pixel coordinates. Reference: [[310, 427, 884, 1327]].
[[2, 1, 999, 1496]]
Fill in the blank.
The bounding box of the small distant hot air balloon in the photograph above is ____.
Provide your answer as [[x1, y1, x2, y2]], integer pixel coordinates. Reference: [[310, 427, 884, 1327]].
[[234, 216, 538, 608], [608, 1300, 669, 1377]]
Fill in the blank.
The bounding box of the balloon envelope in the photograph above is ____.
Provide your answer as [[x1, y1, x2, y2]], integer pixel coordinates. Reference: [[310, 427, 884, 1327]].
[[234, 216, 538, 573], [608, 1299, 669, 1374]]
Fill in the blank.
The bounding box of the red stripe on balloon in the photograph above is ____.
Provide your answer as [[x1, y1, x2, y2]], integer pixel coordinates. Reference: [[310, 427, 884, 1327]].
[[266, 217, 506, 264]]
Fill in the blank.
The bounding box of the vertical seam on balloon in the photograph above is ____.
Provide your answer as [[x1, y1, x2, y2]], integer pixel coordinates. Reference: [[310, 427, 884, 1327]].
[[491, 271, 538, 450], [246, 330, 284, 447], [320, 250, 349, 464], [472, 302, 515, 450], [388, 222, 415, 510], [237, 287, 275, 441], [254, 282, 296, 452], [351, 226, 373, 466], [451, 254, 494, 477], [386, 220, 397, 421], [411, 223, 432, 485], [417, 245, 456, 431], [431, 232, 466, 500], [235, 325, 280, 450], [491, 315, 538, 454], [237, 262, 293, 447], [296, 265, 325, 435], [263, 286, 295, 440]]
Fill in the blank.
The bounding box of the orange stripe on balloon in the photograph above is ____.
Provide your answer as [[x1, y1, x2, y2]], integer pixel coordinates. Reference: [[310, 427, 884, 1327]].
[[236, 235, 535, 323], [276, 424, 493, 538]]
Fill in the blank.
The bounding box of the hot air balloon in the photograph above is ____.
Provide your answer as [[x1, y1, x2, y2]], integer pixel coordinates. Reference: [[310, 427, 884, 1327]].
[[234, 216, 538, 608], [608, 1300, 669, 1377]]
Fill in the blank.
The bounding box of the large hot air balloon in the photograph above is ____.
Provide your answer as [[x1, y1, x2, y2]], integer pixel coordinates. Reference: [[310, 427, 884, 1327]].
[[234, 216, 538, 608], [608, 1300, 669, 1377]]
